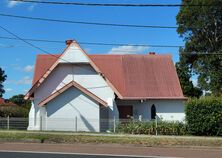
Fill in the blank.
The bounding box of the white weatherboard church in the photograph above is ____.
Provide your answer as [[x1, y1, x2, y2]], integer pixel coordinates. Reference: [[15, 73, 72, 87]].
[[25, 40, 186, 132]]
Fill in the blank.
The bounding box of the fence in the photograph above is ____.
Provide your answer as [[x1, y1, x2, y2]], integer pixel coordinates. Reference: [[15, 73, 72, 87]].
[[0, 117, 28, 130], [0, 116, 162, 134]]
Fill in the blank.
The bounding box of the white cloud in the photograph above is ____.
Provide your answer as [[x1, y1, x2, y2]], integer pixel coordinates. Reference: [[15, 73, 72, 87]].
[[5, 88, 13, 92], [28, 4, 35, 11], [108, 45, 148, 54], [6, 76, 32, 85], [0, 65, 6, 69], [0, 43, 14, 48], [13, 65, 34, 73], [17, 76, 32, 85], [7, 0, 36, 11], [23, 65, 34, 72], [13, 65, 21, 71], [7, 1, 21, 8]]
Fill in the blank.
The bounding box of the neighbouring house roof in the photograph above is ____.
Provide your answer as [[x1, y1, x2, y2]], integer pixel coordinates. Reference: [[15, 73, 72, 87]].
[[0, 98, 5, 104], [38, 81, 108, 107], [0, 98, 17, 106]]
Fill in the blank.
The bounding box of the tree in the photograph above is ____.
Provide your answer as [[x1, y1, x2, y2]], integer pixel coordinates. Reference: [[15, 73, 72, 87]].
[[0, 67, 7, 97], [176, 57, 202, 98], [176, 0, 222, 96], [9, 94, 31, 108]]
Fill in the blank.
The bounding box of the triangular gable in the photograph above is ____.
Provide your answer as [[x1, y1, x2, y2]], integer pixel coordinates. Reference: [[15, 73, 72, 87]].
[[25, 40, 123, 100], [25, 41, 92, 99], [58, 42, 90, 63], [38, 81, 108, 107]]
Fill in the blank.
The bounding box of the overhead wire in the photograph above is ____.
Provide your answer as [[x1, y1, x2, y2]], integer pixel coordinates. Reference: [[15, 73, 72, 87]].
[[0, 13, 178, 29], [0, 36, 184, 48], [0, 25, 98, 92], [0, 36, 183, 48], [0, 25, 70, 63], [0, 27, 221, 55], [11, 0, 219, 7]]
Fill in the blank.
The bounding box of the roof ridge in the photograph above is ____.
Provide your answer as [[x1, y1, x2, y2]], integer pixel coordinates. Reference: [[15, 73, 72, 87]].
[[37, 54, 61, 56], [88, 53, 172, 57]]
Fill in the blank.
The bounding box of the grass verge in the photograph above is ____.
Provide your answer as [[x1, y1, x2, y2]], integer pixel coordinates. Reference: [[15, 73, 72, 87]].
[[0, 130, 222, 147]]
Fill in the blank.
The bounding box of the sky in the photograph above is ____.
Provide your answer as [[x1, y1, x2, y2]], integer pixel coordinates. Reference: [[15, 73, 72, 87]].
[[0, 0, 185, 99]]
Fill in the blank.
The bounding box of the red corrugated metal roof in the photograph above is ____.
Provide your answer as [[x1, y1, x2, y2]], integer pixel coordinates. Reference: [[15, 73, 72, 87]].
[[89, 54, 185, 99], [30, 53, 185, 100], [32, 54, 61, 86]]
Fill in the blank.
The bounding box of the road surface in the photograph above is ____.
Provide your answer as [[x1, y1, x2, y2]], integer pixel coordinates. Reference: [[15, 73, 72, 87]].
[[0, 151, 172, 158], [0, 142, 221, 158]]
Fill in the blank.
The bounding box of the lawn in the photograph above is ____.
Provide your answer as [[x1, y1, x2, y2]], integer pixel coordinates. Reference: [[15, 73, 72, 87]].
[[0, 130, 222, 148]]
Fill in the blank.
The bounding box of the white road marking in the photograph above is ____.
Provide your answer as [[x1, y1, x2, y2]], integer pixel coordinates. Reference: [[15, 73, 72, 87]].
[[0, 150, 183, 158]]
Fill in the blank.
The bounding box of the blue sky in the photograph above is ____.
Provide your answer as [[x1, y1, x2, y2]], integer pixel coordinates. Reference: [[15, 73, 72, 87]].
[[0, 0, 184, 98]]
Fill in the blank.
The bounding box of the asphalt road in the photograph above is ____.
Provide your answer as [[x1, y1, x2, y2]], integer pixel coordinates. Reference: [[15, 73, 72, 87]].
[[0, 143, 221, 158], [0, 151, 161, 158]]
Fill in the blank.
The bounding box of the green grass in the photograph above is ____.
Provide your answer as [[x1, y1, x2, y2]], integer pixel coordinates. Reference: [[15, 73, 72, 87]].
[[0, 130, 222, 147]]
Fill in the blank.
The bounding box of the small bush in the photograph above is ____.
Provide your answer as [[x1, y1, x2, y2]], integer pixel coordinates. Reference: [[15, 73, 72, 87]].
[[185, 97, 222, 136], [0, 104, 29, 117], [116, 120, 187, 135]]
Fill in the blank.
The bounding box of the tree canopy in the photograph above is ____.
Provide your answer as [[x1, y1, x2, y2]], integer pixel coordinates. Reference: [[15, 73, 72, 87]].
[[176, 0, 222, 96], [176, 61, 202, 98], [0, 67, 7, 98], [9, 94, 31, 107]]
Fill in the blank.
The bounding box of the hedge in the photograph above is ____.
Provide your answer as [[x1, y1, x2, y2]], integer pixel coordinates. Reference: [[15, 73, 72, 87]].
[[0, 104, 29, 117], [116, 121, 187, 135], [185, 97, 222, 136]]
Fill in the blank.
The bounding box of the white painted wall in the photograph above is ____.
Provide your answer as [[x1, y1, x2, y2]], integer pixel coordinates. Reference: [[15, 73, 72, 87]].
[[28, 64, 115, 131], [27, 101, 36, 130], [28, 43, 116, 131], [34, 64, 114, 105], [59, 44, 89, 63], [116, 100, 185, 122], [45, 87, 100, 132], [154, 100, 185, 121]]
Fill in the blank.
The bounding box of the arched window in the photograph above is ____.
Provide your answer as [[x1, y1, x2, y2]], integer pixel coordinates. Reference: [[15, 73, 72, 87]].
[[151, 104, 156, 120]]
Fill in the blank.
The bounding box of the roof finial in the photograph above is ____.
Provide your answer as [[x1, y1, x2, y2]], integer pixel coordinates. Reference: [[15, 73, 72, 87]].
[[65, 39, 73, 46], [149, 52, 156, 55]]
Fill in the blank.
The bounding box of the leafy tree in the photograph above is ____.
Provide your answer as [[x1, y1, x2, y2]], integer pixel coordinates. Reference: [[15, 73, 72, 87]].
[[9, 94, 31, 109], [176, 57, 202, 98], [0, 67, 7, 97], [176, 0, 222, 96]]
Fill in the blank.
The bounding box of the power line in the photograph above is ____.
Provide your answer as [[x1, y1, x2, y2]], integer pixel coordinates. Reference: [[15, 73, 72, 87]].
[[0, 36, 184, 48], [0, 13, 177, 29], [11, 0, 218, 7], [0, 35, 221, 55], [0, 25, 115, 92], [0, 25, 70, 63], [0, 30, 221, 55], [0, 36, 63, 44]]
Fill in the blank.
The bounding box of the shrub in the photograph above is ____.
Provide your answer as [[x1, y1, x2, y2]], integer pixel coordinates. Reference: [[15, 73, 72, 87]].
[[0, 104, 29, 117], [185, 97, 222, 136], [116, 120, 187, 135]]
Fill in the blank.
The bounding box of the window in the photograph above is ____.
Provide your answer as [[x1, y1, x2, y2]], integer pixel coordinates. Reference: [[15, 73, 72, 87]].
[[151, 104, 156, 120], [117, 105, 133, 119]]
